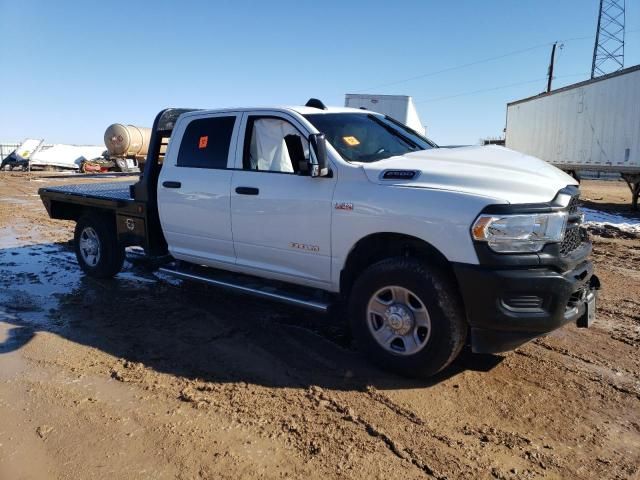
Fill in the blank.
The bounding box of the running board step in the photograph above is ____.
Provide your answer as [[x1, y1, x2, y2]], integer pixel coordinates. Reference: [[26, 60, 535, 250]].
[[158, 264, 333, 313]]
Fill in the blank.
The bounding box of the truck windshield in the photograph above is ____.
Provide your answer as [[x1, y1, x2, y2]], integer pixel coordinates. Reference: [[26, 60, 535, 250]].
[[303, 113, 437, 163]]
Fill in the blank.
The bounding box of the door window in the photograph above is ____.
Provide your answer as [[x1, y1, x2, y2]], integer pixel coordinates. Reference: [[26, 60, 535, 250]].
[[243, 117, 308, 173], [177, 116, 236, 169]]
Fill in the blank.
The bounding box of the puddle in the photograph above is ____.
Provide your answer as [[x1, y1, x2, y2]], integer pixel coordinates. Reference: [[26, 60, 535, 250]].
[[0, 225, 23, 248], [0, 218, 56, 249], [0, 244, 81, 327], [0, 243, 158, 331], [0, 241, 351, 371]]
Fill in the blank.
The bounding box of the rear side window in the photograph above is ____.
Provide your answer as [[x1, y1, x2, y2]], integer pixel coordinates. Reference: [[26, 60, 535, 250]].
[[177, 116, 236, 169]]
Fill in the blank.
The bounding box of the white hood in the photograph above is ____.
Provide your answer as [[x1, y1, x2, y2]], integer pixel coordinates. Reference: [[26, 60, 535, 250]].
[[360, 145, 577, 204]]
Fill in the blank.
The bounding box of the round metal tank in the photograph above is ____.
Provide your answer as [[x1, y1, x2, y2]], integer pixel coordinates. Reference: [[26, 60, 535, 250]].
[[104, 124, 151, 157]]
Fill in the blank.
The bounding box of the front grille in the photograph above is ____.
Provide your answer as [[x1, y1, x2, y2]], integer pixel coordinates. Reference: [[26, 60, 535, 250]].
[[560, 226, 587, 255], [560, 193, 587, 256], [567, 195, 580, 214]]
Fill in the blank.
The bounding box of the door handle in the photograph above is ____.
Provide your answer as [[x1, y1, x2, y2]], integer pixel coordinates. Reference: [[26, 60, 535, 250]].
[[162, 181, 181, 188], [235, 186, 259, 195]]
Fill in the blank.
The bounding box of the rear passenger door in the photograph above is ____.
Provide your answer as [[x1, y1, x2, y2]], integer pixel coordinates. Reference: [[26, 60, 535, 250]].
[[158, 112, 241, 266]]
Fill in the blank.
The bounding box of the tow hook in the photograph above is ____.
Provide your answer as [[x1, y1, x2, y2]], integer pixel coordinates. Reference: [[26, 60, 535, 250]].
[[576, 275, 600, 328]]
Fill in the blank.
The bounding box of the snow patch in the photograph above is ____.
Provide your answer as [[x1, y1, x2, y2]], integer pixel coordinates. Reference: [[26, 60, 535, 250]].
[[582, 207, 640, 234]]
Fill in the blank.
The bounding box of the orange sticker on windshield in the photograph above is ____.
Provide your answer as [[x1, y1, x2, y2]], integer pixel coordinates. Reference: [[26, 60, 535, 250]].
[[199, 136, 208, 149], [342, 136, 360, 146]]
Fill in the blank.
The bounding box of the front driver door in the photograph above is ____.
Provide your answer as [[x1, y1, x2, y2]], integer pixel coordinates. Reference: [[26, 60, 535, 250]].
[[230, 112, 336, 286]]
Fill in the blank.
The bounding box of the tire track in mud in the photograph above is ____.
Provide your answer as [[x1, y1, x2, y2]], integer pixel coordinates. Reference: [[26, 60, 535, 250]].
[[358, 385, 582, 479], [534, 338, 638, 378], [515, 347, 640, 401], [305, 386, 453, 479], [363, 387, 465, 449], [305, 379, 579, 479]]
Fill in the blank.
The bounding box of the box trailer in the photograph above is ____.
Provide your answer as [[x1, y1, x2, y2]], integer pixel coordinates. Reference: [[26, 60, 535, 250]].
[[344, 94, 426, 135], [505, 65, 640, 209]]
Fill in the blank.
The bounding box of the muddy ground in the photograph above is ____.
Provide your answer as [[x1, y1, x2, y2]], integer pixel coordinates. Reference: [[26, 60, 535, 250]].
[[0, 173, 638, 480]]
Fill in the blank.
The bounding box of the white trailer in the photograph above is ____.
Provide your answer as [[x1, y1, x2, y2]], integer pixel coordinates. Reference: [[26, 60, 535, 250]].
[[505, 65, 640, 209], [30, 144, 107, 170], [345, 94, 426, 135]]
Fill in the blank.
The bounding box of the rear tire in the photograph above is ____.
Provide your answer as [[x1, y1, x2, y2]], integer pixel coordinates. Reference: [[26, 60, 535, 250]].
[[348, 257, 466, 378], [74, 215, 125, 278]]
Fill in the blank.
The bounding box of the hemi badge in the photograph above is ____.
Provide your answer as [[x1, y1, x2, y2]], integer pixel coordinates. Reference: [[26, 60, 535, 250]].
[[334, 202, 353, 211]]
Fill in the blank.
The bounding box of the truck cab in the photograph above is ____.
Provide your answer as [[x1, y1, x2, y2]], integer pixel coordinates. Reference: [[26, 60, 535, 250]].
[[39, 101, 600, 378]]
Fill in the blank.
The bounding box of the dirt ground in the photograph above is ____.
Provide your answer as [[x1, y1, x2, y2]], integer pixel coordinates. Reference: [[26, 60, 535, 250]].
[[0, 173, 638, 480]]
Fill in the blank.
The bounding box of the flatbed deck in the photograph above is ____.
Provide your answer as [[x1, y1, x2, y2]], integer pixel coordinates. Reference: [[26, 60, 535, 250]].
[[39, 182, 136, 205]]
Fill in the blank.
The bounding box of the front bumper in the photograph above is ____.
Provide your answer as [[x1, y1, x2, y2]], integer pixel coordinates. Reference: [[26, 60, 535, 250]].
[[453, 260, 600, 353]]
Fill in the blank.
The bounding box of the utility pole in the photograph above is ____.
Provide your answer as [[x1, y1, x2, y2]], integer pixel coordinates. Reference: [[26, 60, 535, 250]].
[[591, 0, 625, 78], [547, 42, 557, 93]]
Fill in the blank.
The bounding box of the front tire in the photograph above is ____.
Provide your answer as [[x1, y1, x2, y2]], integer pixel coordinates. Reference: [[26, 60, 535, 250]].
[[74, 215, 125, 278], [348, 257, 466, 378]]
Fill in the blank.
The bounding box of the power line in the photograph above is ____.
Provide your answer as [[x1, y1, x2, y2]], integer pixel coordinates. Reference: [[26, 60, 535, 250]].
[[415, 74, 588, 104], [353, 43, 553, 92], [353, 29, 639, 93]]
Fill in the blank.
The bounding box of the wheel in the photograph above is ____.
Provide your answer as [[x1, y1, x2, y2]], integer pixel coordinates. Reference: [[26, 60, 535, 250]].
[[74, 215, 125, 278], [348, 257, 467, 378]]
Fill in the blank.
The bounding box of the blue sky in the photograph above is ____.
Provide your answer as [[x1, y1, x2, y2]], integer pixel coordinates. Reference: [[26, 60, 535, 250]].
[[1, 0, 639, 146]]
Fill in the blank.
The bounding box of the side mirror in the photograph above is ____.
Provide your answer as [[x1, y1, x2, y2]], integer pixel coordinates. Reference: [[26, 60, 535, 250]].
[[308, 133, 329, 177]]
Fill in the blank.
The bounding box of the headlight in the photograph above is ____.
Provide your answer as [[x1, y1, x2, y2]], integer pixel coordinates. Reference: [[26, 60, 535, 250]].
[[471, 212, 568, 253]]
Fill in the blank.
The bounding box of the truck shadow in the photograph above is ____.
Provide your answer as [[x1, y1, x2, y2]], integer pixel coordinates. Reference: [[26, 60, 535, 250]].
[[0, 242, 503, 391]]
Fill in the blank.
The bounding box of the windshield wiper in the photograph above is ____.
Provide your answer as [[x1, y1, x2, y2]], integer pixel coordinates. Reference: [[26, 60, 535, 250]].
[[367, 115, 420, 149]]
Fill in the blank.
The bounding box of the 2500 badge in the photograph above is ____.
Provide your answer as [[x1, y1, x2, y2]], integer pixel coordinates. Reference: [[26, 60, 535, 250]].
[[289, 242, 320, 252]]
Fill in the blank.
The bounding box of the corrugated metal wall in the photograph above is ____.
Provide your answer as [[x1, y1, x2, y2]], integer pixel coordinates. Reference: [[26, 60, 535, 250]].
[[506, 68, 640, 173], [1, 142, 53, 162], [0, 143, 20, 161]]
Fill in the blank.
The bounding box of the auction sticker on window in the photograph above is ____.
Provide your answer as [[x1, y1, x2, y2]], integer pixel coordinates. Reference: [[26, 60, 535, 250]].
[[199, 136, 208, 149], [342, 136, 360, 146]]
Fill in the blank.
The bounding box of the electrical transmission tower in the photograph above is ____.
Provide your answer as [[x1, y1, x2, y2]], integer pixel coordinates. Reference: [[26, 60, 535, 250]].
[[591, 0, 625, 78]]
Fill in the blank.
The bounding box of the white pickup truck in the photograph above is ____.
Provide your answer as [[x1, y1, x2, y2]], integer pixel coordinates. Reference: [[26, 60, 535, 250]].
[[39, 100, 600, 377]]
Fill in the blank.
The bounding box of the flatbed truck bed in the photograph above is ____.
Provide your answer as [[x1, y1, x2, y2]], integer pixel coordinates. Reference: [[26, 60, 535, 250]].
[[39, 180, 154, 254]]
